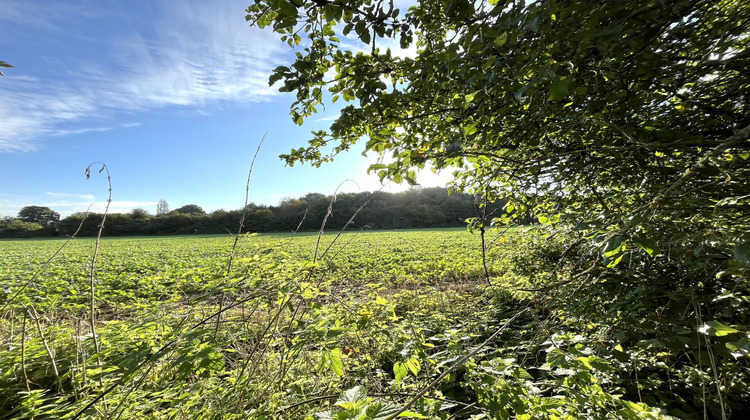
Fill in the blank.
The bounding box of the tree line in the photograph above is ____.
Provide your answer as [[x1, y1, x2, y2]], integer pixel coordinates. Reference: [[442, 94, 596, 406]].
[[0, 187, 527, 238]]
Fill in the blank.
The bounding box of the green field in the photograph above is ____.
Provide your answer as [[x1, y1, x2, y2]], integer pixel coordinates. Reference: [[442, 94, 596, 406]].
[[0, 229, 538, 419], [0, 229, 746, 419], [0, 229, 505, 314]]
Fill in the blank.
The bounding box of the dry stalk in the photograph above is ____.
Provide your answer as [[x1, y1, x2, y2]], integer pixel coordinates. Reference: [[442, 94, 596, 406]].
[[73, 317, 83, 396], [21, 310, 31, 392], [693, 299, 727, 420], [84, 162, 112, 361], [217, 134, 266, 339], [27, 306, 64, 394], [225, 133, 267, 275], [83, 162, 112, 415]]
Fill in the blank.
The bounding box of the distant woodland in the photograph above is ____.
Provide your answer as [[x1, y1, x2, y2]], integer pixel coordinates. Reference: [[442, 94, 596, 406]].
[[1, 187, 527, 238]]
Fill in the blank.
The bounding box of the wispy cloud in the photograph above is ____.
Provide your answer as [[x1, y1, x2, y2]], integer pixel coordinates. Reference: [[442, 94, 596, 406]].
[[38, 200, 158, 216], [0, 0, 286, 152], [87, 201, 159, 215], [0, 193, 158, 218], [314, 115, 339, 122], [45, 192, 96, 200]]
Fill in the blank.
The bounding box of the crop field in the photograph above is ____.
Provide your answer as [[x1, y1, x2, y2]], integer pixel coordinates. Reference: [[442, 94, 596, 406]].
[[0, 228, 550, 419], [0, 229, 502, 313], [1, 228, 743, 419]]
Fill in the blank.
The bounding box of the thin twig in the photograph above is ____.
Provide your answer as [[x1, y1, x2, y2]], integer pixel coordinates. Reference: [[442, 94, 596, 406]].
[[313, 180, 355, 263], [476, 199, 492, 286], [85, 162, 112, 362], [693, 299, 727, 420], [28, 306, 64, 394], [226, 133, 267, 275], [21, 310, 31, 392], [317, 182, 387, 263], [218, 133, 265, 339]]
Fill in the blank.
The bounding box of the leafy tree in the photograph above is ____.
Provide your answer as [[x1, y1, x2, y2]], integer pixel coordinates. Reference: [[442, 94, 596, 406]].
[[130, 208, 152, 220], [152, 213, 196, 234], [172, 204, 206, 215], [277, 198, 308, 230], [0, 217, 44, 234], [247, 0, 750, 415], [17, 206, 60, 227], [57, 212, 102, 236]]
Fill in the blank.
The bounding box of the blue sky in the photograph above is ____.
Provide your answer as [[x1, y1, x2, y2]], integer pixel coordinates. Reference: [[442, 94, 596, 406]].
[[0, 0, 448, 217]]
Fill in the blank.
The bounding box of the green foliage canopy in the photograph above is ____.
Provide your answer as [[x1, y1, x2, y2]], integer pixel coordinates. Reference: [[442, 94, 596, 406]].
[[48, 187, 492, 236], [172, 204, 206, 215], [246, 0, 749, 242], [17, 206, 60, 228]]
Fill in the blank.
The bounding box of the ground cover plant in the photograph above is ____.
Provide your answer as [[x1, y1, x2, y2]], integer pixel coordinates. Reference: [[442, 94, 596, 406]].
[[0, 228, 514, 418]]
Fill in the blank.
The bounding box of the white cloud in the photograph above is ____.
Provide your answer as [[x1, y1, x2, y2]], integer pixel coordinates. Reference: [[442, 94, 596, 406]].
[[0, 0, 286, 152], [45, 192, 97, 200], [314, 115, 339, 122], [39, 200, 158, 216], [85, 201, 159, 215], [0, 193, 157, 218], [108, 1, 283, 108], [0, 0, 61, 31]]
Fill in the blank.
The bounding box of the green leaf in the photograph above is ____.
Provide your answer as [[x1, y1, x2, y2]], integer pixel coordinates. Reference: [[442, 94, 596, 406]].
[[699, 320, 739, 337], [494, 31, 508, 47], [462, 122, 478, 137], [726, 338, 750, 359], [355, 21, 371, 44], [0, 61, 10, 76], [339, 386, 368, 403], [312, 411, 334, 420], [277, 0, 298, 20], [406, 355, 421, 376], [326, 348, 345, 376], [547, 348, 567, 368], [603, 237, 624, 258], [606, 252, 625, 268], [400, 33, 411, 49], [633, 236, 660, 257], [548, 77, 569, 101], [394, 361, 408, 383]]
